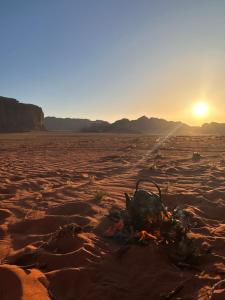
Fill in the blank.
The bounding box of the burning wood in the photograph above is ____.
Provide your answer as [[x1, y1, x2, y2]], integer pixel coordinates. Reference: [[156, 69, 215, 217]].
[[138, 230, 158, 242], [105, 219, 124, 237], [105, 178, 208, 264]]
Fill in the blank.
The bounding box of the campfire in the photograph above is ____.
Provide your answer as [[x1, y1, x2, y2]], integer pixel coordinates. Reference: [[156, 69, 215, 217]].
[[105, 178, 208, 264]]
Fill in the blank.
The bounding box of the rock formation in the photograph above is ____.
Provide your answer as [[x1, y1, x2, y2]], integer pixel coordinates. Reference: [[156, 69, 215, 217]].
[[44, 116, 190, 135], [0, 96, 45, 132], [44, 115, 225, 135], [44, 117, 109, 132], [201, 122, 225, 135]]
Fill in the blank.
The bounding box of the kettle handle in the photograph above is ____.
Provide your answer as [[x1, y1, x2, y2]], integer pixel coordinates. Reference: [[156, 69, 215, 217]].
[[135, 178, 162, 201]]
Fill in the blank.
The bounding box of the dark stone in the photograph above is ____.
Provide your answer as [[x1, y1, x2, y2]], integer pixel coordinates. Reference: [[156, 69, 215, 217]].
[[0, 96, 45, 132]]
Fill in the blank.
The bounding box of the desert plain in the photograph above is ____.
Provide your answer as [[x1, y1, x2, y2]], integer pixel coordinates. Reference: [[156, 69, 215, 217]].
[[0, 132, 225, 299]]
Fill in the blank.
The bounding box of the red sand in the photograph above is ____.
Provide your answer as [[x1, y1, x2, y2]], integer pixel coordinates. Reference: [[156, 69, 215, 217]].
[[0, 132, 225, 299]]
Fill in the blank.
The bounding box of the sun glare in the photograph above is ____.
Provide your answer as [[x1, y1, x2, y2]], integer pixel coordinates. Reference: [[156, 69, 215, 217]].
[[193, 102, 209, 118]]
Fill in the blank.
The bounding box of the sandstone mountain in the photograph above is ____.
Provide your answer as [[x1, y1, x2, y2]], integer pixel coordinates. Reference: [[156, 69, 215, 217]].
[[201, 122, 225, 135], [44, 117, 109, 132], [44, 115, 225, 135], [105, 116, 191, 134], [0, 96, 45, 132]]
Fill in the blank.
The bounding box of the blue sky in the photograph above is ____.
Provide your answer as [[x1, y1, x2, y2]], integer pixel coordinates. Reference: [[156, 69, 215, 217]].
[[0, 0, 225, 124]]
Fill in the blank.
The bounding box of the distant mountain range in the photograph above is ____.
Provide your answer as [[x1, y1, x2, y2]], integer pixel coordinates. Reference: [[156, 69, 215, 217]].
[[2, 95, 224, 135], [44, 117, 109, 132], [44, 116, 225, 135]]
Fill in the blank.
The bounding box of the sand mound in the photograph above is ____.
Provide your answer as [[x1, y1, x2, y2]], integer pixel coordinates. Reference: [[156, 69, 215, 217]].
[[47, 201, 96, 216], [9, 215, 90, 235], [0, 264, 50, 300], [46, 267, 93, 300], [0, 208, 11, 219]]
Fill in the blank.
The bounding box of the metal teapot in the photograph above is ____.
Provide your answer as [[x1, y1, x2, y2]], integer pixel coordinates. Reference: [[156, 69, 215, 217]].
[[125, 179, 167, 229]]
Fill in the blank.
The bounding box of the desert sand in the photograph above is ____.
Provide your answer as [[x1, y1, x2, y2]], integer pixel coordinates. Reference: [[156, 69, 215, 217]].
[[0, 132, 225, 299]]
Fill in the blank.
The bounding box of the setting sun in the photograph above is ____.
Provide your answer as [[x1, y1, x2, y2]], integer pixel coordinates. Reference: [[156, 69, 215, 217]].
[[193, 102, 209, 118]]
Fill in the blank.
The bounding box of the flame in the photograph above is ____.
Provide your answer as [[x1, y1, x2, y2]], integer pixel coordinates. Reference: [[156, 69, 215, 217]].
[[105, 219, 124, 237], [138, 230, 158, 241]]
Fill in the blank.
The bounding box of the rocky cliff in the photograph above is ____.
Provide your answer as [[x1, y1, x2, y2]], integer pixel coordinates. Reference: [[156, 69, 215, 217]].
[[0, 96, 45, 132]]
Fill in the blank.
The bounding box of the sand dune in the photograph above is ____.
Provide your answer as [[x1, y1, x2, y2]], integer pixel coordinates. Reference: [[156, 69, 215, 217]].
[[0, 132, 225, 299]]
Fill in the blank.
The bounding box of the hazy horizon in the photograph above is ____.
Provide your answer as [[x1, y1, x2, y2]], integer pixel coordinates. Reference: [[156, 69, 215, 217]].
[[1, 1, 225, 125], [44, 114, 220, 127]]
